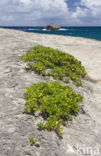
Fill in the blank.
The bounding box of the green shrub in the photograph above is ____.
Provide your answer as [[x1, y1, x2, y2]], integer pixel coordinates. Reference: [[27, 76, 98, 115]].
[[29, 136, 36, 145], [21, 45, 87, 86], [24, 81, 83, 137], [29, 136, 40, 147]]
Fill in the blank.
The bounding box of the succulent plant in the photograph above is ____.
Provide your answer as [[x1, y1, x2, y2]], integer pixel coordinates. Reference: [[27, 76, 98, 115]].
[[24, 81, 83, 137], [20, 45, 87, 86]]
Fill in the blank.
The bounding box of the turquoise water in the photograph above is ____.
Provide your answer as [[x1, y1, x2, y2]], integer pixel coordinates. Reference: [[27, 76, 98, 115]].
[[1, 26, 101, 41]]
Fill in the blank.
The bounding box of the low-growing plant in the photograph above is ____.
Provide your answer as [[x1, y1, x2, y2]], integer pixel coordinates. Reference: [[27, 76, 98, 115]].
[[29, 136, 40, 147], [20, 45, 87, 86], [29, 136, 36, 145], [24, 81, 83, 137]]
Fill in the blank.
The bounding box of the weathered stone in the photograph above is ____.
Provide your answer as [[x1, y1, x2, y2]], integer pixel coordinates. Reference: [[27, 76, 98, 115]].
[[0, 28, 101, 156], [45, 24, 60, 30], [34, 110, 41, 117]]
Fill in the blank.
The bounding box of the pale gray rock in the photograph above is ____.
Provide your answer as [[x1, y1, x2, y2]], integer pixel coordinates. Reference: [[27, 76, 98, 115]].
[[0, 28, 101, 156], [34, 110, 41, 117]]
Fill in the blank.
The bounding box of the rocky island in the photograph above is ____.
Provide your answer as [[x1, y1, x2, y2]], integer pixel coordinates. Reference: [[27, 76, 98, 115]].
[[44, 24, 60, 30]]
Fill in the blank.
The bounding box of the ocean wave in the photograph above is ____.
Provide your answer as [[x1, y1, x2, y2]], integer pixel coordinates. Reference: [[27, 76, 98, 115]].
[[43, 29, 47, 31], [42, 28, 68, 31], [59, 28, 68, 31], [28, 28, 40, 31]]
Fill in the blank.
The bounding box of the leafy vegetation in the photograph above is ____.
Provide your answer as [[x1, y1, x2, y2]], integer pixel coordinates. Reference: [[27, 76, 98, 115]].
[[24, 81, 83, 137], [21, 45, 87, 86], [22, 45, 85, 137], [29, 136, 40, 147]]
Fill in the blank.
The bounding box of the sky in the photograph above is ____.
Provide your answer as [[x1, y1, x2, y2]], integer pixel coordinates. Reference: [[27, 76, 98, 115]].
[[0, 0, 101, 26]]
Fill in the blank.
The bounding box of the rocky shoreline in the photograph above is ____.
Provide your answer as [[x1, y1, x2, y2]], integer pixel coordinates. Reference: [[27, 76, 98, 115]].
[[0, 28, 101, 156]]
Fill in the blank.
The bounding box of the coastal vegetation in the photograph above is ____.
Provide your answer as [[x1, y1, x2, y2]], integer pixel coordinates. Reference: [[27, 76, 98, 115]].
[[21, 45, 86, 137], [29, 136, 40, 147], [21, 45, 87, 86], [24, 81, 83, 137]]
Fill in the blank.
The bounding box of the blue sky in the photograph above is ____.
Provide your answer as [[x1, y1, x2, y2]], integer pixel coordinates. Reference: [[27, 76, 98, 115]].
[[0, 0, 101, 26]]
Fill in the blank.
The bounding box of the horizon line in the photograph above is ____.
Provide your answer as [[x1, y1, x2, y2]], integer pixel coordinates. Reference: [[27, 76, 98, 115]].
[[0, 26, 101, 27]]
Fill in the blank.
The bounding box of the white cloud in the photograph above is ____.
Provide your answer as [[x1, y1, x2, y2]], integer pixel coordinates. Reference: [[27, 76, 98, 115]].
[[0, 0, 70, 26], [81, 0, 101, 17], [81, 0, 101, 8], [0, 0, 101, 26], [71, 0, 101, 26], [72, 7, 88, 18], [19, 0, 31, 5]]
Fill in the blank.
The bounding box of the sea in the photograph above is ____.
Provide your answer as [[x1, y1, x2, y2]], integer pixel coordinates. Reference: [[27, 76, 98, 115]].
[[1, 26, 101, 41]]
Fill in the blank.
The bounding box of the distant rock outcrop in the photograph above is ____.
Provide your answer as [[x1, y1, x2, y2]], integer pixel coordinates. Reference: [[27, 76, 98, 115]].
[[45, 24, 60, 30]]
